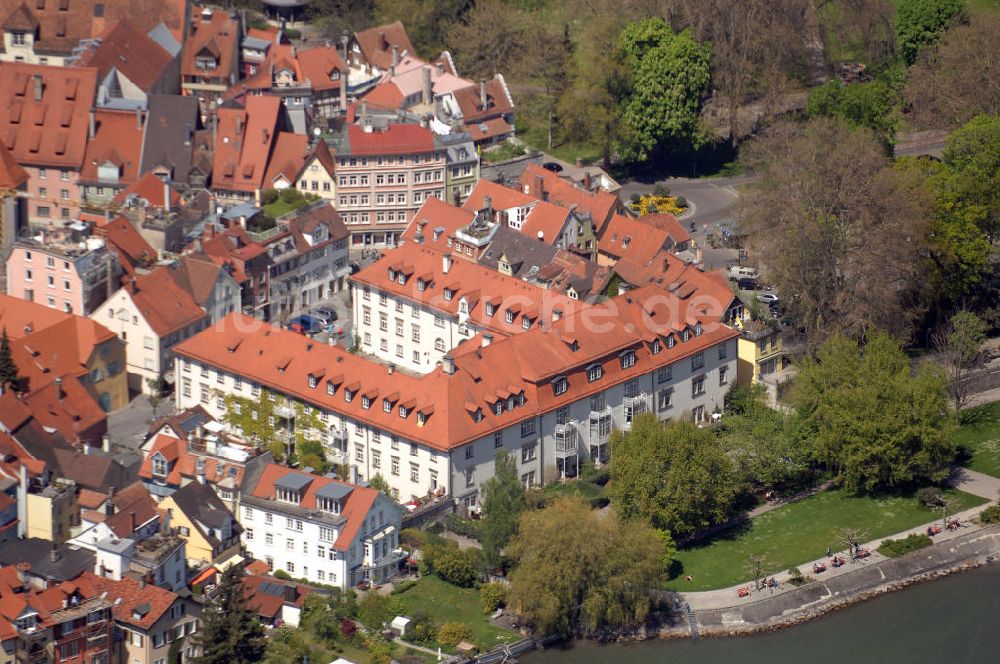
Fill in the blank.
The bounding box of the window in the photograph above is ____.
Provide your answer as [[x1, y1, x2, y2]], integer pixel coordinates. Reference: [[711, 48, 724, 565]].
[[657, 366, 672, 384], [410, 464, 419, 482], [286, 562, 295, 574], [265, 512, 273, 525], [319, 527, 335, 542], [667, 335, 676, 349], [391, 456, 400, 475], [465, 468, 475, 487], [521, 444, 536, 463], [623, 378, 639, 399], [556, 406, 569, 425], [412, 325, 420, 342], [494, 431, 503, 448], [152, 456, 167, 476], [521, 471, 536, 488], [587, 364, 603, 382], [658, 388, 673, 411], [719, 366, 729, 385], [505, 310, 514, 324], [265, 532, 274, 545], [691, 352, 705, 370], [520, 419, 536, 438], [434, 315, 445, 328], [620, 351, 636, 369], [692, 375, 706, 397], [652, 339, 661, 354], [591, 392, 606, 412], [244, 507, 253, 520], [553, 377, 568, 395], [286, 538, 295, 551], [434, 338, 445, 352], [465, 444, 474, 459], [718, 344, 728, 360], [372, 450, 381, 469]]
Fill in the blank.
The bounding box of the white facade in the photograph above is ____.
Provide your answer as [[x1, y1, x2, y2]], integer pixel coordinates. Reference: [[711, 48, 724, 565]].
[[238, 489, 402, 589]]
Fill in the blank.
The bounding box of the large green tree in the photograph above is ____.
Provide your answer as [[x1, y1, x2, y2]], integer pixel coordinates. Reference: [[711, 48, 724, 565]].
[[617, 18, 712, 163], [806, 79, 900, 150], [191, 566, 266, 664], [895, 0, 966, 65], [506, 496, 668, 636], [792, 333, 957, 492], [479, 450, 525, 569], [608, 413, 743, 538], [934, 310, 988, 413]]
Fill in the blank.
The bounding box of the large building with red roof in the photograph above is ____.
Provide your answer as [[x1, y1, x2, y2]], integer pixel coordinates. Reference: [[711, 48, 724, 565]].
[[237, 459, 403, 589], [173, 268, 738, 507], [180, 8, 239, 114]]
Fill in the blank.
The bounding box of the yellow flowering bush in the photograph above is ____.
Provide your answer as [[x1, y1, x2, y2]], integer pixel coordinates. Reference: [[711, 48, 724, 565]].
[[628, 194, 686, 216]]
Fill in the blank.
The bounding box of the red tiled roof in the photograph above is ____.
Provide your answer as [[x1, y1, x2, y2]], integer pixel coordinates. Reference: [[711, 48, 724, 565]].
[[263, 132, 309, 188], [521, 201, 570, 245], [113, 171, 183, 210], [249, 464, 378, 550], [0, 62, 96, 168], [76, 18, 172, 92], [361, 80, 405, 111], [104, 481, 158, 537], [400, 197, 475, 249], [0, 293, 70, 337], [127, 267, 208, 336], [0, 142, 27, 189], [453, 77, 514, 122], [77, 488, 107, 511], [467, 117, 513, 143], [181, 10, 238, 80], [642, 213, 691, 246], [346, 123, 436, 156], [22, 375, 106, 444], [297, 45, 345, 92], [520, 163, 619, 231], [463, 180, 535, 213], [598, 214, 670, 264], [212, 95, 281, 193], [139, 434, 245, 489], [99, 215, 157, 273], [80, 110, 144, 186], [353, 21, 414, 70], [88, 573, 178, 630]]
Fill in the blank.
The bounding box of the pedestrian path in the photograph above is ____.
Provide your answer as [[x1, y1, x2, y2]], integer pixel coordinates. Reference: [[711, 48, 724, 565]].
[[681, 499, 990, 611]]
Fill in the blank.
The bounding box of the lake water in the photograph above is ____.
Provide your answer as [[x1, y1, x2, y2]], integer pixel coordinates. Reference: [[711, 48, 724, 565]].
[[524, 565, 1000, 664]]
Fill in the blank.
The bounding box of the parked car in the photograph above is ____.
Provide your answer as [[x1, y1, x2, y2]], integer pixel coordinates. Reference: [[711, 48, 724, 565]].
[[756, 293, 780, 305], [309, 307, 338, 326], [737, 277, 758, 291], [288, 315, 321, 335], [542, 161, 563, 173], [728, 266, 758, 282]]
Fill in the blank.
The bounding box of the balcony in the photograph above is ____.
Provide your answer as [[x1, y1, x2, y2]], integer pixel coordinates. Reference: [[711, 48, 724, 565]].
[[587, 408, 612, 446], [623, 394, 650, 429], [554, 423, 579, 456], [273, 403, 296, 420]]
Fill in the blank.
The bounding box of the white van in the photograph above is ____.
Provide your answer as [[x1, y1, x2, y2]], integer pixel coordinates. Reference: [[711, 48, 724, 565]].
[[728, 266, 758, 282]]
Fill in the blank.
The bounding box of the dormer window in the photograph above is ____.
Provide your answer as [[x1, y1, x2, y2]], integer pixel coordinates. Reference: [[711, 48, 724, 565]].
[[417, 278, 426, 292], [667, 335, 676, 349], [417, 412, 426, 425], [620, 350, 636, 369], [518, 391, 526, 406], [485, 303, 495, 317], [276, 488, 300, 504], [695, 322, 703, 336], [308, 376, 318, 389], [505, 310, 514, 324], [345, 389, 354, 403], [587, 364, 603, 382], [318, 497, 341, 514], [459, 299, 468, 314], [682, 330, 690, 342], [507, 397, 515, 411], [388, 268, 396, 281], [399, 405, 409, 418], [362, 396, 372, 409], [327, 381, 336, 395], [398, 273, 406, 285], [443, 288, 454, 301], [652, 339, 661, 355], [473, 408, 484, 423], [553, 377, 568, 395], [152, 455, 167, 477], [383, 399, 392, 413], [521, 317, 531, 330]]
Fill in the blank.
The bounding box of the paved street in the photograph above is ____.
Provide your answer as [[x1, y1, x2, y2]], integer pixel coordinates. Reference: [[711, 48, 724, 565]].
[[106, 393, 156, 452]]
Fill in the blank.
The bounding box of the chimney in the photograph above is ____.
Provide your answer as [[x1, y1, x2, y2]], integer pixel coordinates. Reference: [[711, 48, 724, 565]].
[[534, 175, 544, 200], [339, 68, 348, 110], [139, 578, 145, 589], [50, 544, 60, 563], [129, 511, 137, 534], [54, 376, 64, 401], [391, 45, 399, 68], [479, 79, 487, 109], [481, 333, 493, 348], [262, 127, 268, 144], [378, 31, 388, 51], [421, 66, 432, 105], [442, 354, 455, 375], [195, 458, 206, 484], [33, 74, 43, 102], [350, 465, 359, 485], [101, 435, 111, 453], [88, 110, 96, 140], [163, 180, 171, 212], [387, 363, 395, 375], [442, 253, 452, 274], [435, 62, 444, 75], [583, 172, 593, 190]]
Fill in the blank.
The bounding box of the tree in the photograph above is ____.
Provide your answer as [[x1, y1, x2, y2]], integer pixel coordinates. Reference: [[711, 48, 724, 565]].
[[368, 473, 392, 495], [191, 566, 266, 664], [608, 413, 743, 539], [807, 79, 900, 150], [942, 115, 1000, 242], [791, 333, 957, 492], [445, 0, 530, 81], [506, 495, 668, 637], [479, 450, 525, 569], [894, 0, 966, 65], [436, 622, 473, 648], [904, 13, 1000, 129], [617, 18, 712, 162], [934, 311, 987, 413], [146, 376, 169, 419], [0, 327, 21, 391], [375, 0, 472, 55], [429, 545, 480, 587], [740, 118, 930, 346]]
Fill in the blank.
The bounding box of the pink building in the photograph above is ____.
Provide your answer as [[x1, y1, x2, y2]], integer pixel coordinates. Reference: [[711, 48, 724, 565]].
[[0, 63, 98, 224], [330, 120, 448, 248], [6, 221, 121, 316]]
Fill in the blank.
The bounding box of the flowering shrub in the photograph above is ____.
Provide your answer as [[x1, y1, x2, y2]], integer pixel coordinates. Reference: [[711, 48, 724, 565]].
[[628, 194, 686, 216]]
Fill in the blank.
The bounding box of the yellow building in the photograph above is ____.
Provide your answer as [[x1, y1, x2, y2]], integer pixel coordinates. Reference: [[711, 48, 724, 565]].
[[737, 320, 784, 386], [294, 141, 338, 206], [22, 477, 78, 544], [160, 481, 242, 565]]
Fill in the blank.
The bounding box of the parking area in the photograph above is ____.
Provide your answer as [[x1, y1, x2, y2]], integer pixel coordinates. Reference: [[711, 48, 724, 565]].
[[285, 288, 354, 346]]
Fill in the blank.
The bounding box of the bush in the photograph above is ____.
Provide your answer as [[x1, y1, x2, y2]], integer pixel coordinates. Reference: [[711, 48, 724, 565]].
[[916, 487, 944, 507], [653, 184, 670, 197], [284, 28, 301, 40], [436, 622, 473, 648], [273, 569, 291, 580], [280, 187, 300, 204], [400, 528, 427, 549], [261, 189, 279, 205], [390, 579, 417, 595], [480, 582, 507, 613], [675, 195, 688, 209], [430, 545, 480, 588], [787, 567, 807, 587], [878, 534, 933, 557], [979, 504, 1000, 524], [339, 618, 357, 639], [445, 513, 481, 541], [630, 193, 641, 204]]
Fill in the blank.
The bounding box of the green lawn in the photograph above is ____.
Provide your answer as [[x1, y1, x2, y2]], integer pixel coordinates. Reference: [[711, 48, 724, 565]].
[[392, 576, 518, 651], [263, 198, 309, 218], [956, 401, 1000, 478], [665, 488, 986, 591]]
